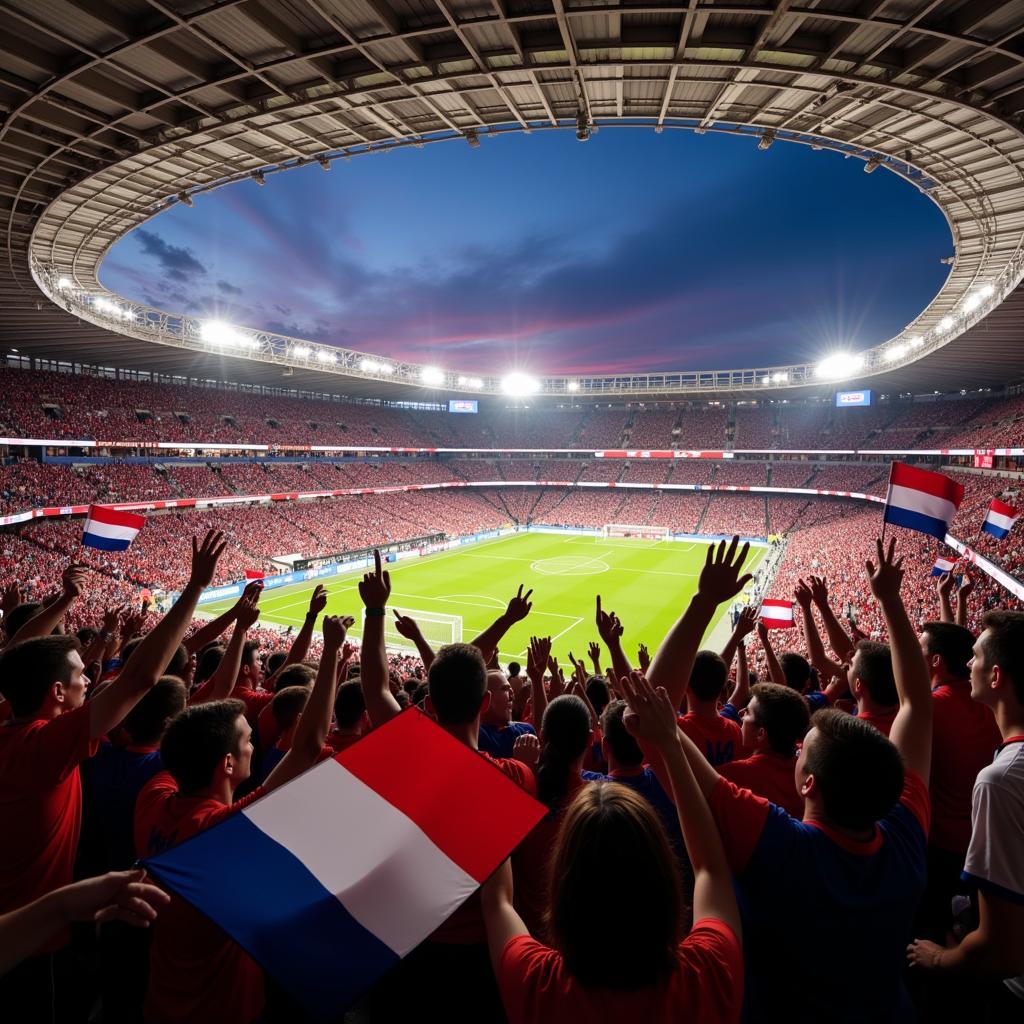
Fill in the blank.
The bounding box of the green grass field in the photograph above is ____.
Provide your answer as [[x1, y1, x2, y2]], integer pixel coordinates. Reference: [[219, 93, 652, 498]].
[[203, 533, 766, 664]]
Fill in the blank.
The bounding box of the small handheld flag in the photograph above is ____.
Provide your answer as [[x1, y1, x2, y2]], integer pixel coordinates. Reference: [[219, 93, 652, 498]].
[[883, 462, 964, 541], [244, 569, 265, 580], [82, 505, 145, 551], [144, 710, 545, 1021], [931, 556, 956, 577], [981, 498, 1019, 540], [760, 599, 796, 629]]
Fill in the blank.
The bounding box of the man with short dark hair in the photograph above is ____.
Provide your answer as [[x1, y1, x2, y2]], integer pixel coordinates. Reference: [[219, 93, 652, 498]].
[[677, 650, 743, 766], [478, 669, 535, 759], [328, 680, 368, 754], [848, 639, 899, 735]]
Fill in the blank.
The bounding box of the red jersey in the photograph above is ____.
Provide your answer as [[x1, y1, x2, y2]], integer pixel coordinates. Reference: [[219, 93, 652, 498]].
[[327, 731, 363, 754], [678, 713, 744, 767], [432, 752, 536, 945], [135, 772, 267, 1024], [0, 706, 98, 950], [857, 708, 897, 737], [930, 681, 1001, 853], [497, 920, 743, 1024], [718, 751, 803, 818]]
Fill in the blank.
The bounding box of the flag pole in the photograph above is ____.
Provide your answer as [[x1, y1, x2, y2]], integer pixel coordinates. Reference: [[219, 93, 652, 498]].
[[880, 460, 896, 545]]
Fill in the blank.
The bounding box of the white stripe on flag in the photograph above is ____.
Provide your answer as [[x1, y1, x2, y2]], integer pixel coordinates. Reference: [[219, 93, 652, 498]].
[[986, 510, 1016, 531], [243, 759, 478, 957], [887, 484, 959, 526], [935, 558, 954, 572], [83, 520, 140, 542]]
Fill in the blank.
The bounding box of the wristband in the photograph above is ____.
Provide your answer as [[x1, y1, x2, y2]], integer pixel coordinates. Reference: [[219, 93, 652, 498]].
[[365, 607, 386, 617]]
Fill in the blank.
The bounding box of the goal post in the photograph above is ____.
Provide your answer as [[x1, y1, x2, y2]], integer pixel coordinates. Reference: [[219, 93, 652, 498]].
[[600, 523, 672, 540], [378, 606, 463, 652]]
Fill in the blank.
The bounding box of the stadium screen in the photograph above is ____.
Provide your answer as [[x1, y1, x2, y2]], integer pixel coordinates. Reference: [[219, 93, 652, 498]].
[[448, 399, 478, 414], [835, 389, 872, 408]]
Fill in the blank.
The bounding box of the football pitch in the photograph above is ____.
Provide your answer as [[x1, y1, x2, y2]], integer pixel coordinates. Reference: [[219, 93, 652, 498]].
[[203, 533, 766, 665]]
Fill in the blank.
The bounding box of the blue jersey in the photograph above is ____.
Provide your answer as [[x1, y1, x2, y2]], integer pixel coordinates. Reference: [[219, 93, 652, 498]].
[[709, 772, 929, 1022], [582, 766, 684, 856], [478, 721, 535, 760]]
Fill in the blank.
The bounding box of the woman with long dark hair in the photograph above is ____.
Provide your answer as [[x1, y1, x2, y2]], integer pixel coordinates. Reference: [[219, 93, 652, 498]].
[[483, 673, 743, 1022]]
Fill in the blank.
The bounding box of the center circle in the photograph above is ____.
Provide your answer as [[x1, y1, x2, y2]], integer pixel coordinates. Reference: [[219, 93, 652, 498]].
[[530, 556, 611, 577]]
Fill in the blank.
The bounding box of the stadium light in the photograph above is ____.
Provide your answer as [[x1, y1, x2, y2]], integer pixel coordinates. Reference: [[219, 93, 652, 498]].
[[293, 346, 311, 358], [771, 372, 789, 383], [377, 362, 395, 375], [567, 381, 580, 392], [815, 352, 864, 380], [883, 344, 908, 362], [457, 375, 483, 388], [251, 171, 266, 186], [936, 316, 955, 333], [359, 358, 382, 373], [963, 285, 995, 313], [758, 130, 775, 151], [317, 155, 330, 171], [761, 375, 771, 385], [57, 276, 72, 290], [909, 335, 924, 348], [316, 350, 337, 363], [864, 156, 881, 174], [502, 372, 540, 396], [201, 320, 247, 347], [421, 366, 445, 386], [177, 193, 193, 208]]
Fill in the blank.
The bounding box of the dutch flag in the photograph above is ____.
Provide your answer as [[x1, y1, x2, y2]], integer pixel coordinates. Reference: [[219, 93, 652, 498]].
[[144, 710, 545, 1020], [760, 599, 796, 629], [931, 556, 956, 577], [981, 498, 1019, 541], [883, 462, 964, 541], [81, 505, 145, 551]]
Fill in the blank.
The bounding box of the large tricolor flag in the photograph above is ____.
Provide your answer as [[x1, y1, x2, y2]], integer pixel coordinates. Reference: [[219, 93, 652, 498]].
[[883, 462, 964, 541], [81, 505, 145, 551], [931, 556, 956, 577], [981, 498, 1019, 540], [143, 710, 545, 1021], [760, 599, 796, 629]]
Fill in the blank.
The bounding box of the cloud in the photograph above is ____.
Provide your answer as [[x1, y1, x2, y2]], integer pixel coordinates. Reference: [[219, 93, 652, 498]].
[[217, 279, 242, 295], [134, 229, 206, 281]]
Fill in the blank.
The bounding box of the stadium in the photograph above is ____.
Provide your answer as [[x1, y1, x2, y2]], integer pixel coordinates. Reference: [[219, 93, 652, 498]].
[[1, 1, 1023, 1021]]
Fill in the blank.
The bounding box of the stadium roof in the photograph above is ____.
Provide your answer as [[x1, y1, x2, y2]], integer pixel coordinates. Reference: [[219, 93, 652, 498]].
[[2, 0, 1024, 401]]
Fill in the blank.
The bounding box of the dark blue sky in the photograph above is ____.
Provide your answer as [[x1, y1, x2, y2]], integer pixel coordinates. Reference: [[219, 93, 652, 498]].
[[101, 129, 951, 375]]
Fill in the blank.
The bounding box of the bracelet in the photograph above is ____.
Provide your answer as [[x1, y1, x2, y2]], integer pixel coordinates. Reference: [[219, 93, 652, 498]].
[[365, 607, 386, 617]]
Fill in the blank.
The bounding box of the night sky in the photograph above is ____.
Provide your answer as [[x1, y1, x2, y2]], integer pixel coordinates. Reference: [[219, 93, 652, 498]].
[[101, 128, 951, 375]]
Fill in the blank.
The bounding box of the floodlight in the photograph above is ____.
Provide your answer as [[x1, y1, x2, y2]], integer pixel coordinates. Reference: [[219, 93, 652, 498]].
[[293, 346, 311, 358], [252, 171, 266, 186], [758, 130, 775, 151], [883, 344, 907, 362], [464, 130, 480, 149], [815, 352, 864, 380], [502, 372, 540, 396], [317, 155, 331, 171], [576, 106, 591, 142], [360, 358, 381, 373], [761, 375, 771, 385], [567, 380, 580, 392], [457, 375, 483, 388], [201, 320, 246, 346], [771, 372, 789, 383], [377, 363, 395, 375], [977, 284, 995, 299], [909, 336, 924, 348], [316, 350, 337, 363], [57, 276, 72, 290], [937, 316, 955, 333], [421, 366, 445, 385], [177, 193, 193, 208], [864, 156, 881, 174]]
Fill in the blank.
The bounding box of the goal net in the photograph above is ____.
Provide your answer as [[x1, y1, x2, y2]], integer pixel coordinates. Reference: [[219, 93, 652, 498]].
[[601, 523, 671, 540], [379, 606, 464, 652]]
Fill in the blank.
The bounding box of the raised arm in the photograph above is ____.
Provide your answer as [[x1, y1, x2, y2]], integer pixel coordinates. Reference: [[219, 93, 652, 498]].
[[621, 672, 740, 936], [265, 614, 353, 790], [79, 608, 119, 680], [525, 635, 551, 726], [194, 589, 262, 705], [866, 538, 933, 783], [648, 536, 752, 713], [726, 620, 753, 712], [470, 585, 533, 665], [809, 575, 856, 664], [263, 585, 327, 691], [182, 580, 262, 655], [720, 605, 756, 674], [8, 565, 87, 646], [87, 531, 226, 741], [955, 572, 974, 629], [755, 620, 786, 689], [795, 580, 846, 684], [935, 572, 956, 625], [357, 550, 400, 727], [595, 595, 631, 681], [392, 611, 436, 669]]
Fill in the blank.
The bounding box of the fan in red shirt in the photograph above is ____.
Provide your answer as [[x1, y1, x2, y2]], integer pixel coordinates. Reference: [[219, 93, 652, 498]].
[[135, 611, 353, 1024], [326, 679, 369, 754], [0, 533, 227, 1013], [677, 651, 744, 767], [719, 683, 809, 818], [483, 671, 743, 1024], [355, 552, 537, 1023]]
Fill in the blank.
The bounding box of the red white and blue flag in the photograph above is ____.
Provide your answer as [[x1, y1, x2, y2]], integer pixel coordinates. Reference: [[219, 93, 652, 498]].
[[981, 498, 1019, 541], [760, 599, 796, 629], [81, 505, 145, 551], [883, 462, 964, 541], [143, 710, 544, 1020], [931, 555, 956, 577]]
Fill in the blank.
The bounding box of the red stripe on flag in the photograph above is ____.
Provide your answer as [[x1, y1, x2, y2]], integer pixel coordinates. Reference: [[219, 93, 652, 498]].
[[990, 498, 1018, 517], [338, 710, 546, 882], [888, 462, 964, 505], [244, 570, 265, 580], [86, 504, 146, 530]]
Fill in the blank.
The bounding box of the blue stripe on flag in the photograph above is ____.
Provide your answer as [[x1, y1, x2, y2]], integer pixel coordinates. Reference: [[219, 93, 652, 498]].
[[982, 520, 1009, 540], [82, 532, 131, 551], [883, 504, 950, 541], [144, 811, 399, 1021]]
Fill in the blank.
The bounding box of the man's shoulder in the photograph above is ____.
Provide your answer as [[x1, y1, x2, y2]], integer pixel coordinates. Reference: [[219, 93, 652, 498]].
[[977, 742, 1024, 790]]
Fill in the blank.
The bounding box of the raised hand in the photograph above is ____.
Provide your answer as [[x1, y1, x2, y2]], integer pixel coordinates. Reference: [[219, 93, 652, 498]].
[[392, 610, 422, 640], [620, 671, 680, 750], [568, 651, 587, 687], [587, 641, 602, 669], [527, 635, 551, 683], [865, 537, 905, 602], [735, 606, 758, 639], [595, 595, 624, 644], [307, 584, 328, 617], [936, 571, 955, 601], [234, 586, 261, 631], [756, 619, 770, 645], [59, 869, 170, 929], [189, 530, 227, 590], [61, 564, 87, 600], [512, 732, 540, 770], [358, 549, 391, 608], [906, 938, 946, 971], [697, 536, 753, 606], [548, 656, 566, 698], [794, 579, 813, 609], [233, 579, 263, 613], [958, 572, 975, 600], [809, 575, 829, 606], [322, 614, 355, 649], [504, 584, 533, 623], [637, 642, 651, 672], [100, 607, 120, 635]]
